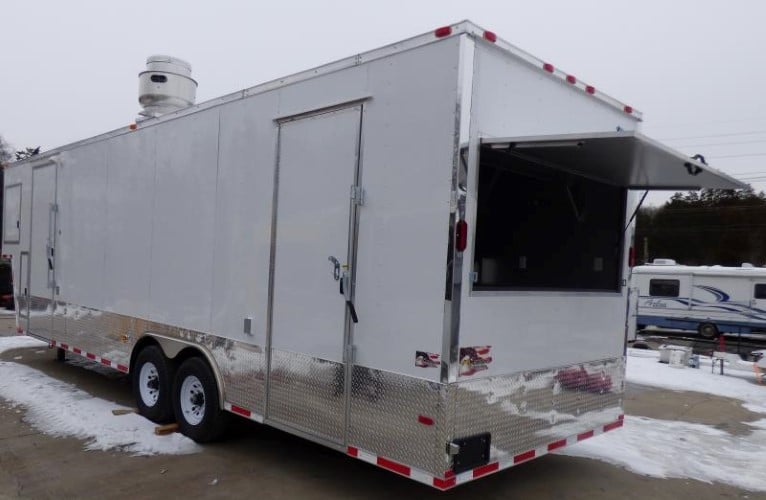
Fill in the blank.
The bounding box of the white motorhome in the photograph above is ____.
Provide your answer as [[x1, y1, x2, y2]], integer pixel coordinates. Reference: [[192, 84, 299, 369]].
[[632, 260, 766, 339], [2, 22, 742, 489]]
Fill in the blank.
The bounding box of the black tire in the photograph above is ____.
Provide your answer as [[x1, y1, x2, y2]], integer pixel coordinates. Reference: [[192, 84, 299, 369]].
[[132, 345, 175, 423], [698, 322, 719, 340], [172, 357, 228, 443], [56, 347, 66, 361]]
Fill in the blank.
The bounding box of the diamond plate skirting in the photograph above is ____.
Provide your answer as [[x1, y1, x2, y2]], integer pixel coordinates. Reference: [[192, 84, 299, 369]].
[[267, 349, 346, 443], [349, 366, 448, 474], [24, 298, 267, 416], [447, 357, 625, 468], [347, 357, 625, 476]]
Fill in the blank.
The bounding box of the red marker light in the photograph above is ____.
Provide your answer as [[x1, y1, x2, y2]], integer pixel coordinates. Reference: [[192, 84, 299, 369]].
[[585, 85, 596, 94], [418, 415, 435, 426], [543, 63, 554, 73], [434, 26, 452, 38], [455, 220, 468, 252], [629, 246, 636, 267], [624, 105, 633, 114], [129, 123, 137, 130], [483, 30, 497, 43], [566, 75, 576, 84]]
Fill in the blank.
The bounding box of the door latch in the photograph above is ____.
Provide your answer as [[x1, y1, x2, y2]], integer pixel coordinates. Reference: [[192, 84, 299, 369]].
[[328, 256, 358, 324], [328, 256, 341, 281]]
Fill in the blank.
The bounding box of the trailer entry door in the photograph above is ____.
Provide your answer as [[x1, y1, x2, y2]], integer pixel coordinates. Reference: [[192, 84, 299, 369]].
[[268, 105, 363, 443], [29, 163, 57, 336], [474, 132, 745, 292]]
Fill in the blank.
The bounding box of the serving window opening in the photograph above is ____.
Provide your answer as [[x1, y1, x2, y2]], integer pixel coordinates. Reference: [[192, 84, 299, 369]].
[[472, 144, 626, 292]]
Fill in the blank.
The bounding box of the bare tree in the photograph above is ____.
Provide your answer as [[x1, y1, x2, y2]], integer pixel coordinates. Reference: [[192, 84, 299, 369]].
[[0, 135, 12, 167], [14, 146, 40, 161]]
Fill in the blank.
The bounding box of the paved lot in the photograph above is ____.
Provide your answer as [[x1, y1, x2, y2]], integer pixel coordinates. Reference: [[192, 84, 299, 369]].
[[0, 317, 762, 499]]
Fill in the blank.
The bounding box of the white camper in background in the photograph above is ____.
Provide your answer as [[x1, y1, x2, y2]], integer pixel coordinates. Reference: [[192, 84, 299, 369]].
[[633, 260, 766, 339], [2, 22, 743, 489]]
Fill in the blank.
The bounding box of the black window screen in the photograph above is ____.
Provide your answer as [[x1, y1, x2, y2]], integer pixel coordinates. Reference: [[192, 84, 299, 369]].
[[755, 284, 766, 299], [649, 279, 680, 297], [472, 146, 625, 292]]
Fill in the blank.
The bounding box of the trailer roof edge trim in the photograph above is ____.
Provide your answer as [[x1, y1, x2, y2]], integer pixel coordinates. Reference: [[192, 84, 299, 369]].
[[10, 20, 642, 168], [481, 131, 746, 191]]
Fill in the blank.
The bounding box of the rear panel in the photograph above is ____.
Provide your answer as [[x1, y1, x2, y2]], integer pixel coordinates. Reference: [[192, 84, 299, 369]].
[[457, 43, 637, 376]]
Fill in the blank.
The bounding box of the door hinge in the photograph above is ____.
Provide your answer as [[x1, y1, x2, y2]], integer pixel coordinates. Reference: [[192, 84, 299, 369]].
[[350, 185, 365, 206]]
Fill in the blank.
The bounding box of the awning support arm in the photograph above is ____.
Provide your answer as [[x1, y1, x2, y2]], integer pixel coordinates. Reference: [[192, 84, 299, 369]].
[[624, 190, 648, 233]]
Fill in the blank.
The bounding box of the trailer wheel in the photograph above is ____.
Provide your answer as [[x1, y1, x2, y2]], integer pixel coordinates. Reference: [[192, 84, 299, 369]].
[[172, 357, 227, 443], [133, 345, 174, 423], [698, 323, 719, 340]]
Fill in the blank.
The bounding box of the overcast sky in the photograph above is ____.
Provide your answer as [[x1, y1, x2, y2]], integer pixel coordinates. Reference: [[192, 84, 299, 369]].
[[2, 0, 765, 204]]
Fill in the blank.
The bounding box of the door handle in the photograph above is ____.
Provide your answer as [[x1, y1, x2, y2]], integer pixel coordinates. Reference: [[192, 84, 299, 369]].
[[328, 256, 358, 324], [328, 256, 341, 281]]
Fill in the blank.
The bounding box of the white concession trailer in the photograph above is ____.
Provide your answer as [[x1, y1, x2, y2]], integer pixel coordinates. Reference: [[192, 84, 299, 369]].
[[2, 22, 743, 489]]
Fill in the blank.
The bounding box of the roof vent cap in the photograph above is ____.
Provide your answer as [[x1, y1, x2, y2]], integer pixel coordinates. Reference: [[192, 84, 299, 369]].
[[138, 55, 197, 120]]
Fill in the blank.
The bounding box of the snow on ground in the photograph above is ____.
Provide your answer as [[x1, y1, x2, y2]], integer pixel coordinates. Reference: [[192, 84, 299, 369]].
[[0, 335, 199, 456], [560, 348, 766, 491]]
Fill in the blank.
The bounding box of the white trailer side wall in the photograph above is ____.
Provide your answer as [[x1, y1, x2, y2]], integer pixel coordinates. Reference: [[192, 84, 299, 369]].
[[458, 43, 637, 376], [103, 129, 156, 317], [150, 112, 220, 331], [58, 142, 109, 310], [352, 38, 458, 378], [14, 35, 460, 384], [210, 93, 279, 348]]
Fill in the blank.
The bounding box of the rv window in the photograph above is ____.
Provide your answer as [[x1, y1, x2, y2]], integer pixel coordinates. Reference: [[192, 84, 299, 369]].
[[755, 284, 766, 299], [649, 279, 680, 297], [472, 146, 625, 292]]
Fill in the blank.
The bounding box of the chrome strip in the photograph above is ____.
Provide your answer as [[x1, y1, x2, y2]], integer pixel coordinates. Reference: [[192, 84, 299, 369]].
[[441, 36, 475, 383], [343, 104, 365, 445], [264, 120, 283, 419]]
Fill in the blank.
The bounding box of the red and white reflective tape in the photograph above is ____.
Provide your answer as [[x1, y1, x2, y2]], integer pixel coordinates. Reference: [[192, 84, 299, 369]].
[[223, 402, 264, 423], [49, 339, 129, 373], [348, 415, 624, 490]]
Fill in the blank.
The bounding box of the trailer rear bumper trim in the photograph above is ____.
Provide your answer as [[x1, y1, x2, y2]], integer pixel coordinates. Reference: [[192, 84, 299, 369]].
[[604, 420, 624, 432], [547, 439, 567, 451], [472, 461, 499, 478], [377, 456, 411, 476], [345, 415, 624, 490], [577, 430, 595, 441], [512, 450, 536, 464]]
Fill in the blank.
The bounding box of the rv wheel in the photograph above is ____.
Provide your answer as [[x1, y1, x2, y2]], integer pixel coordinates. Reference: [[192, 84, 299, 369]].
[[133, 345, 175, 423], [698, 323, 719, 340], [172, 357, 227, 443]]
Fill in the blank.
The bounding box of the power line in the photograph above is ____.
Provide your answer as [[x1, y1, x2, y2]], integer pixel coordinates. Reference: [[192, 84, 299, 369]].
[[660, 130, 766, 141], [649, 116, 766, 131], [708, 152, 766, 159], [674, 138, 766, 149]]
